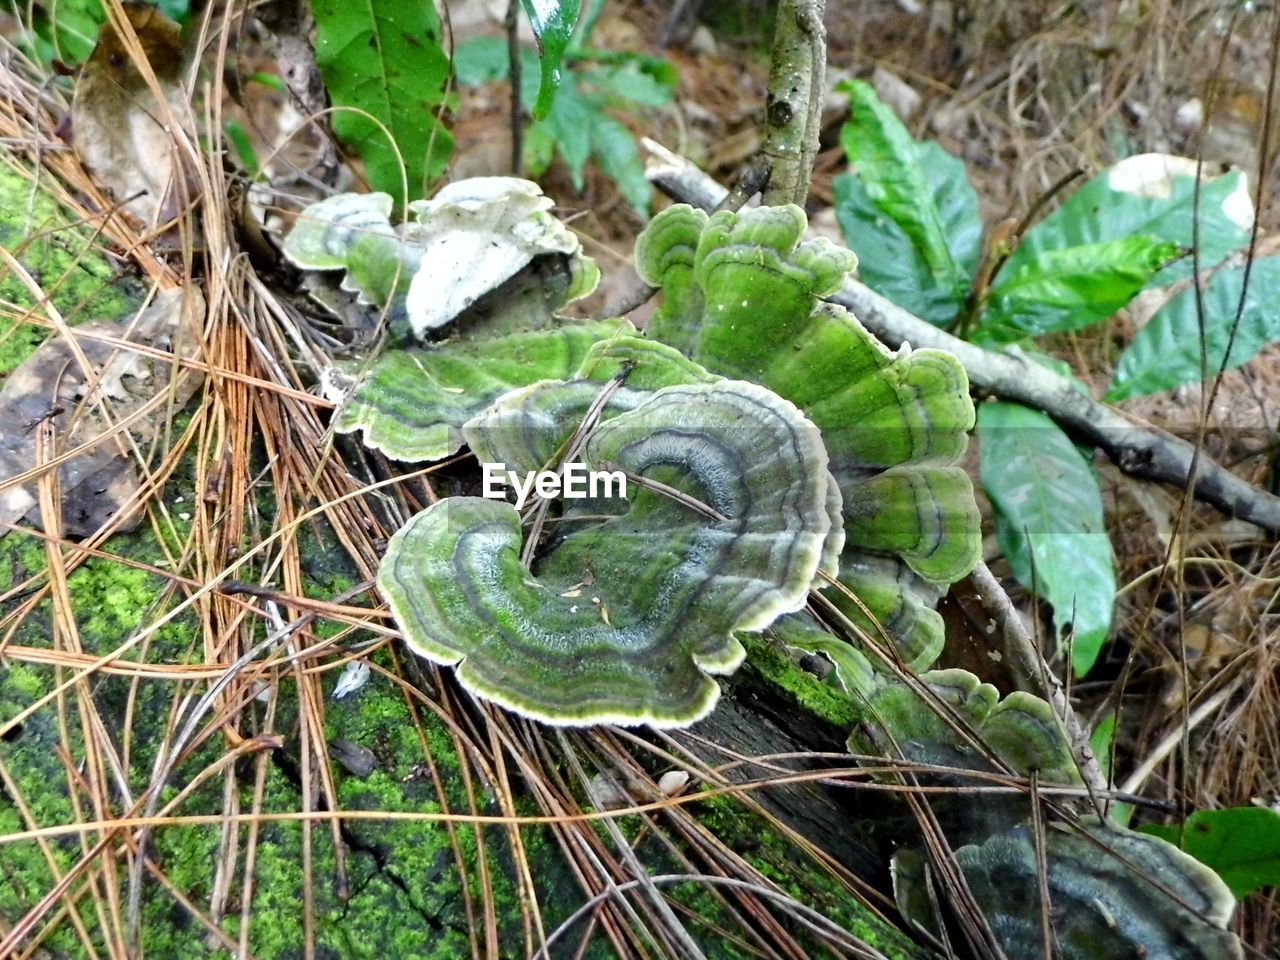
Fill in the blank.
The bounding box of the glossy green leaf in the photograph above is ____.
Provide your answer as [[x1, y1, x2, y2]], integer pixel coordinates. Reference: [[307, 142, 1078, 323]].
[[519, 0, 582, 119], [1000, 154, 1252, 285], [978, 402, 1115, 676], [1108, 255, 1280, 400], [379, 380, 838, 727], [835, 80, 981, 327], [1143, 807, 1280, 898], [981, 236, 1180, 334], [312, 0, 452, 201]]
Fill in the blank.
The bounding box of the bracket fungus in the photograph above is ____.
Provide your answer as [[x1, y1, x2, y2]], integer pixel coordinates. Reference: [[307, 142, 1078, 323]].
[[325, 320, 629, 462], [403, 177, 598, 337], [377, 380, 840, 727], [282, 191, 423, 308], [462, 337, 846, 579], [892, 820, 1243, 960], [849, 668, 1082, 786], [283, 182, 1246, 957], [283, 178, 598, 330], [804, 658, 1245, 958], [635, 203, 980, 673]]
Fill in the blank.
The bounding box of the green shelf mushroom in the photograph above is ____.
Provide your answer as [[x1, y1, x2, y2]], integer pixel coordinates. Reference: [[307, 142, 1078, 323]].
[[892, 820, 1243, 960], [326, 320, 630, 462], [635, 203, 980, 670], [377, 379, 840, 727], [284, 182, 1246, 958]]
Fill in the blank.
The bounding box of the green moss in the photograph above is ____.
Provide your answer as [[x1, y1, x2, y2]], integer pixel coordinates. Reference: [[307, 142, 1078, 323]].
[[0, 163, 146, 375], [0, 433, 909, 959], [686, 790, 925, 960], [738, 632, 858, 730]]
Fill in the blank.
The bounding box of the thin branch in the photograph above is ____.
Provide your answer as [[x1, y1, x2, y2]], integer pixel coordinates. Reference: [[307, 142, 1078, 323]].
[[641, 139, 1280, 533], [968, 561, 1109, 804], [761, 0, 826, 205], [506, 0, 523, 175]]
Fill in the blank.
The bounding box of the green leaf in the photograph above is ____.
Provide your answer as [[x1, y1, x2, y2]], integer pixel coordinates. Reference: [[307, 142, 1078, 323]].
[[29, 0, 105, 65], [977, 402, 1115, 676], [1001, 154, 1252, 285], [835, 80, 981, 327], [589, 115, 649, 213], [222, 120, 259, 177], [540, 72, 592, 188], [1090, 713, 1116, 781], [312, 0, 453, 201], [586, 55, 677, 107], [521, 122, 556, 176], [453, 36, 510, 86], [519, 0, 582, 119], [1142, 807, 1280, 898], [1108, 255, 1280, 400], [981, 236, 1180, 334]]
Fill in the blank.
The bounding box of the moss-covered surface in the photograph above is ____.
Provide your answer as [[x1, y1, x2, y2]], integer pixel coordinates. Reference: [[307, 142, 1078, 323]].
[[0, 512, 589, 958], [0, 162, 146, 371], [735, 631, 859, 734], [678, 791, 924, 960], [1, 507, 931, 958]]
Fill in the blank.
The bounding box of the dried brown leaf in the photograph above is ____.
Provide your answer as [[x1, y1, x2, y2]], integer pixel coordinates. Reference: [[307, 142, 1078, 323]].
[[69, 5, 194, 227], [0, 286, 204, 536]]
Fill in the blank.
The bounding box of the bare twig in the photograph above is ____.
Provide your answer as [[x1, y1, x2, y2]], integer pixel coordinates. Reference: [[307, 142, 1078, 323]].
[[761, 0, 826, 205], [641, 139, 1280, 532], [506, 0, 523, 175], [968, 562, 1109, 804]]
